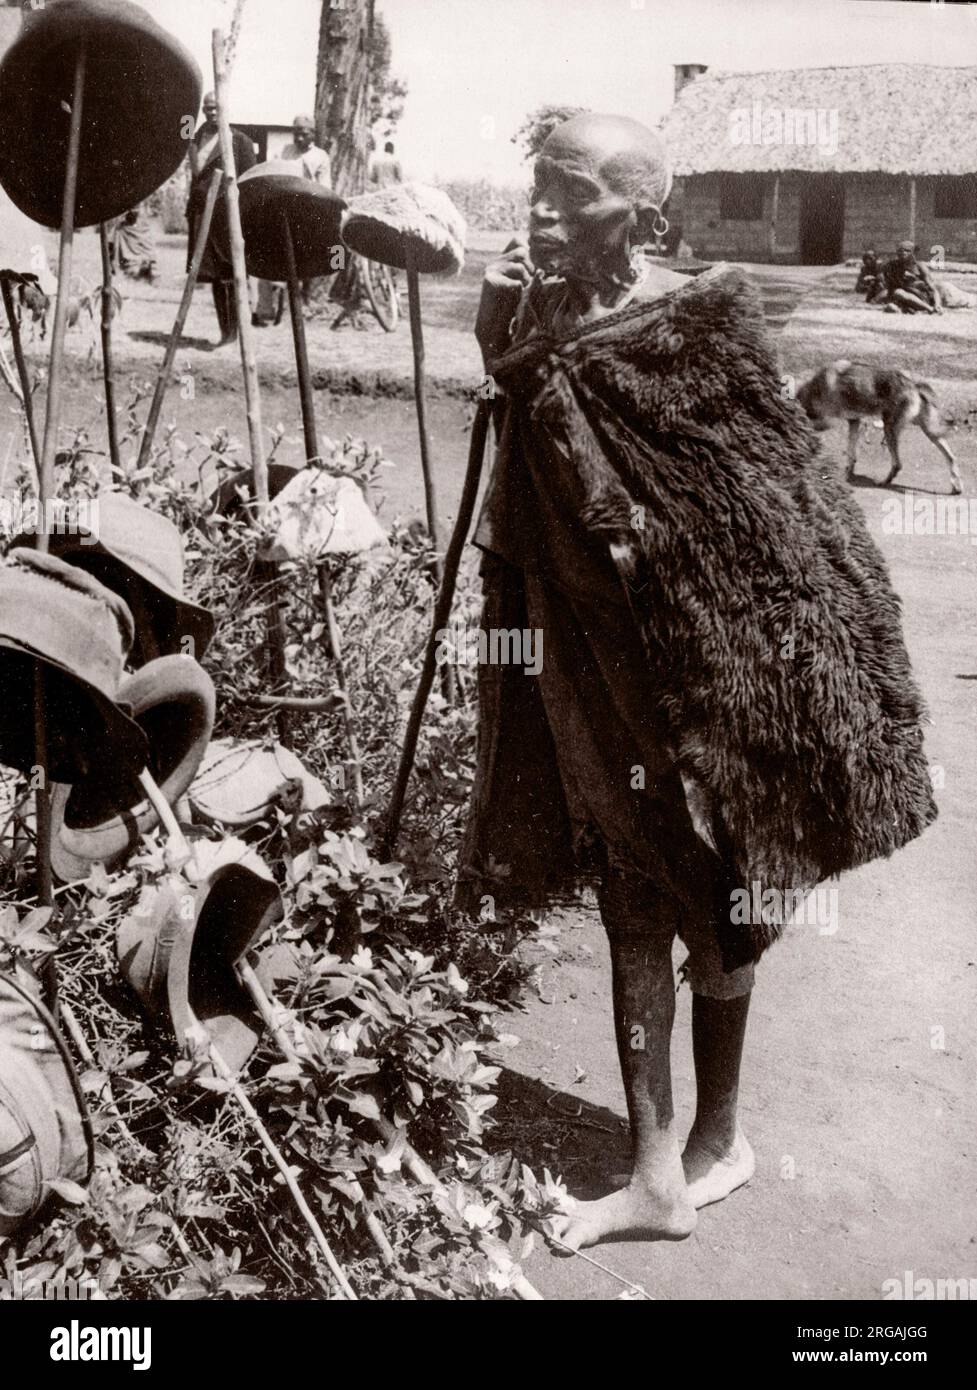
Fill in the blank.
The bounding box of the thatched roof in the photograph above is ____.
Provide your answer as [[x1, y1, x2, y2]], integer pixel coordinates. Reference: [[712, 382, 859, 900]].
[[662, 65, 977, 177]]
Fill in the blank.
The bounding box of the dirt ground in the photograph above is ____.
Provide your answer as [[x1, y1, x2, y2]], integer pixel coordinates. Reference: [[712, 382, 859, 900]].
[[500, 461, 977, 1299], [4, 229, 975, 1301]]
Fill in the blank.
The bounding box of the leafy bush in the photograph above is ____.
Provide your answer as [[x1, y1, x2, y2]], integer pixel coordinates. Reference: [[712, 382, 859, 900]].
[[0, 386, 563, 1301], [149, 171, 189, 237], [434, 179, 528, 234]]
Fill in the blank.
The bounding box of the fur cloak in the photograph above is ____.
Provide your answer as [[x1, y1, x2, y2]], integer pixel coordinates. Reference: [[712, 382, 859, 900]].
[[460, 265, 936, 964]]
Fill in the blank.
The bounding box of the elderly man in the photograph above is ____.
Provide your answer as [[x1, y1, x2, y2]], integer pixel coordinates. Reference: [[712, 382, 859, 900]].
[[187, 91, 256, 345], [460, 114, 935, 1251], [253, 115, 332, 326]]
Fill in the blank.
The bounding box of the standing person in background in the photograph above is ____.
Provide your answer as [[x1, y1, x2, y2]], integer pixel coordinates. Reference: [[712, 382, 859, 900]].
[[281, 114, 331, 185], [369, 139, 403, 189], [187, 91, 257, 346], [253, 115, 332, 326]]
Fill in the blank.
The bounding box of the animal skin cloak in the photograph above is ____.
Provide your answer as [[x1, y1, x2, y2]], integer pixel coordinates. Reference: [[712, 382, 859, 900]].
[[459, 265, 936, 964]]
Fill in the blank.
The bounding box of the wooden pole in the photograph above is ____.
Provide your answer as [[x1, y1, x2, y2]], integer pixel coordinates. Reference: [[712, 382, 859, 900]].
[[212, 29, 289, 741], [33, 41, 87, 939], [282, 218, 319, 467], [282, 217, 363, 803], [908, 175, 917, 247], [237, 961, 405, 1280], [0, 278, 41, 471], [98, 223, 120, 474], [38, 41, 86, 547], [211, 29, 267, 506], [405, 247, 454, 704], [380, 400, 490, 858], [203, 1032, 357, 1300], [405, 250, 441, 565], [136, 167, 222, 472], [769, 174, 779, 260], [317, 564, 364, 809]]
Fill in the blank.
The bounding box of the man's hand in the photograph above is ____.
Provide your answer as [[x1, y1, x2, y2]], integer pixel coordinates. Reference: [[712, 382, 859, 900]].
[[485, 238, 535, 293], [476, 238, 534, 367]]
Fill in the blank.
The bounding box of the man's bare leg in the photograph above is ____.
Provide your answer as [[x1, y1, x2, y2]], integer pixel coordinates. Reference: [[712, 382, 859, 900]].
[[682, 992, 755, 1208], [553, 929, 697, 1251]]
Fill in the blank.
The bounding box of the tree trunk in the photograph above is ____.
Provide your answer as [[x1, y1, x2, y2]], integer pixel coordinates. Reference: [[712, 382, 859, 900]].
[[316, 0, 374, 198]]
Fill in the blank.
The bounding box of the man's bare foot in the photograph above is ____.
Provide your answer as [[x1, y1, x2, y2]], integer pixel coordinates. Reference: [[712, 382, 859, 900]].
[[550, 1179, 697, 1253], [682, 1128, 755, 1209]]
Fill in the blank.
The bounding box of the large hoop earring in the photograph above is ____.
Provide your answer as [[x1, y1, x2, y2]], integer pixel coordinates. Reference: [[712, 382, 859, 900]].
[[650, 205, 670, 241]]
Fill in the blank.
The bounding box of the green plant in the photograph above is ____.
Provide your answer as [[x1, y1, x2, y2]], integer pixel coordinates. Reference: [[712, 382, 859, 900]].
[[0, 394, 553, 1300]]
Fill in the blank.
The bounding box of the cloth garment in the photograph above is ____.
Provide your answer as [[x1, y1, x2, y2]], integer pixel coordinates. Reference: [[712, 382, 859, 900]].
[[934, 276, 976, 309], [108, 205, 156, 281], [211, 281, 237, 340], [186, 124, 256, 283], [460, 264, 936, 969], [279, 141, 331, 186]]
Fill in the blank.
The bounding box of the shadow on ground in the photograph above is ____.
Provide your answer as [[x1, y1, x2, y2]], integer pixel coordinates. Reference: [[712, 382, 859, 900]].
[[488, 1066, 629, 1197]]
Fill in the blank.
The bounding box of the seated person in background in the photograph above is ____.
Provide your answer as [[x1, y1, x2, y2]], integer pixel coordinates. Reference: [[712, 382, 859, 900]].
[[854, 249, 884, 302], [883, 241, 942, 315]]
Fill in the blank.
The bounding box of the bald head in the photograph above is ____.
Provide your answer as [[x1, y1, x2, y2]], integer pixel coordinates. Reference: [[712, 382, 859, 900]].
[[541, 114, 671, 211], [528, 113, 671, 282]]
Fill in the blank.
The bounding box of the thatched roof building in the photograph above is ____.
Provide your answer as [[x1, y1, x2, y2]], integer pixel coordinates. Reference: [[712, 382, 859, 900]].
[[661, 64, 977, 263]]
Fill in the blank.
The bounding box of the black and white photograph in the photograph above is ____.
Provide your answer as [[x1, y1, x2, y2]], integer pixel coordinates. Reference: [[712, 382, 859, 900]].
[[0, 0, 974, 1344]]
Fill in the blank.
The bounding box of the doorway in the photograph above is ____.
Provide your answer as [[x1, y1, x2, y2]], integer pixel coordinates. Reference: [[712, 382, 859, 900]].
[[799, 176, 845, 264]]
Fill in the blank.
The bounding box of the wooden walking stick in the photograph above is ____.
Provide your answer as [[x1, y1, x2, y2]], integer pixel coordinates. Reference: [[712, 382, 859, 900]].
[[98, 221, 120, 474], [404, 245, 442, 566], [136, 167, 222, 473], [405, 245, 455, 705], [380, 399, 491, 859]]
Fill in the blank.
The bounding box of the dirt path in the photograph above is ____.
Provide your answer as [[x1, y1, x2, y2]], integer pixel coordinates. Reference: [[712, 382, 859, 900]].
[[493, 430, 977, 1299]]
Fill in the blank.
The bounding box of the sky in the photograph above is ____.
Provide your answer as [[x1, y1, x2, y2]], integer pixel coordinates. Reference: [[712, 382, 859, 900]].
[[139, 0, 977, 184]]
